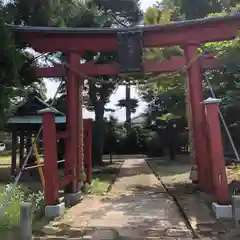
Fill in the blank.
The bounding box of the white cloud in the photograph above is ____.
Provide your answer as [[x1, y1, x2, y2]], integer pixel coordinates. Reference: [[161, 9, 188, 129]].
[[45, 0, 157, 121]]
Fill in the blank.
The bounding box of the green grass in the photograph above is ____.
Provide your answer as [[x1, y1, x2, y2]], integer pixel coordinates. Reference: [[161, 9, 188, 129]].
[[0, 164, 44, 237], [0, 151, 11, 157], [0, 183, 45, 238], [0, 156, 11, 163], [0, 231, 7, 239], [147, 158, 191, 185], [0, 184, 25, 238], [0, 185, 25, 228], [85, 161, 122, 195], [87, 178, 110, 194], [0, 151, 18, 164], [0, 151, 15, 166], [0, 159, 122, 237]]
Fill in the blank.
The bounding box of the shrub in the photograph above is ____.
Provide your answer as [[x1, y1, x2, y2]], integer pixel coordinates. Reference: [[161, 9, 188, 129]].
[[0, 184, 45, 231], [27, 190, 45, 219], [0, 184, 24, 230]]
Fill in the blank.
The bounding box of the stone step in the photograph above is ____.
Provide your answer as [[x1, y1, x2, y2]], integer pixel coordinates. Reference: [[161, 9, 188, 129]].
[[34, 227, 193, 240], [34, 237, 195, 240]]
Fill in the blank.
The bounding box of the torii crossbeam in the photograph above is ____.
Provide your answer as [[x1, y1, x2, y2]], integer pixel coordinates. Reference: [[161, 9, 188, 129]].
[[34, 55, 221, 78]]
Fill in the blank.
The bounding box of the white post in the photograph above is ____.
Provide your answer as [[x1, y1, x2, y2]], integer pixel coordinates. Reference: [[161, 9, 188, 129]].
[[20, 202, 32, 240]]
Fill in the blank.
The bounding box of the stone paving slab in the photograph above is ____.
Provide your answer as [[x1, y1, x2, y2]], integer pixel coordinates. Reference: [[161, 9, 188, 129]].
[[82, 159, 192, 239], [110, 159, 165, 194], [39, 159, 197, 239], [153, 161, 217, 238]]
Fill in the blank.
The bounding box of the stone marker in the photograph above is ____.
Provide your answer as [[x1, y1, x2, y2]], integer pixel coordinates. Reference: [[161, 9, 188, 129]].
[[20, 202, 32, 240]]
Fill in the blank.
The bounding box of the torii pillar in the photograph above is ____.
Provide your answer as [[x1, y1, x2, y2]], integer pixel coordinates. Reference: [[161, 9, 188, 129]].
[[184, 45, 212, 193], [65, 52, 85, 195], [204, 98, 229, 204]]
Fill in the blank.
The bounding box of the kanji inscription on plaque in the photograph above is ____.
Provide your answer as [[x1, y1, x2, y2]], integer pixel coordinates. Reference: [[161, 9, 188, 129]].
[[117, 31, 142, 73]]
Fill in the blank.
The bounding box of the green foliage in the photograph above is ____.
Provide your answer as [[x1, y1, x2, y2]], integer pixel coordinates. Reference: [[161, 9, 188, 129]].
[[139, 6, 186, 127], [200, 28, 240, 125], [89, 178, 110, 194], [146, 131, 164, 157], [160, 0, 235, 20], [0, 185, 24, 230], [0, 4, 47, 127], [140, 1, 240, 132], [0, 184, 45, 232], [0, 17, 20, 85], [27, 190, 45, 219], [94, 0, 142, 26], [26, 0, 142, 164]]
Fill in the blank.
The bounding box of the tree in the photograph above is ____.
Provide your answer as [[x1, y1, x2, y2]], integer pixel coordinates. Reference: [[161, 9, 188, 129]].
[[1, 0, 143, 162], [87, 0, 142, 163], [141, 2, 240, 157], [138, 6, 185, 129], [103, 115, 119, 154], [94, 0, 142, 26], [3, 0, 76, 26], [160, 0, 236, 20], [30, 0, 143, 164], [0, 7, 46, 128], [141, 1, 240, 126], [116, 83, 139, 134]]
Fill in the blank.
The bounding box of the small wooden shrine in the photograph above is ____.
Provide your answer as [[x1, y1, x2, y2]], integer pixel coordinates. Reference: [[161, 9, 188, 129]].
[[6, 96, 65, 174]]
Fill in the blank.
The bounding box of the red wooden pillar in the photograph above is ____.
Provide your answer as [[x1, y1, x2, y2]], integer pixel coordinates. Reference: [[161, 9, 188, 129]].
[[39, 108, 59, 205], [65, 52, 80, 193], [84, 118, 93, 184], [204, 98, 229, 204], [75, 77, 80, 192], [184, 45, 211, 193]]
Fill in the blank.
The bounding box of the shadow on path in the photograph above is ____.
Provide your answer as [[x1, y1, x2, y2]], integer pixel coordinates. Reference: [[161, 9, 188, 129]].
[[35, 159, 196, 239]]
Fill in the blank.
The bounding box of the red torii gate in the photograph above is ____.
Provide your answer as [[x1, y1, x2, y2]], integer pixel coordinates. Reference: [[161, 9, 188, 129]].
[[9, 14, 240, 213]]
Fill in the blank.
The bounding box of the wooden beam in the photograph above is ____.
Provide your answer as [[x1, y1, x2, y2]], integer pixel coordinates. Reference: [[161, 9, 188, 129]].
[[13, 16, 240, 52], [35, 56, 222, 78], [143, 23, 238, 48]]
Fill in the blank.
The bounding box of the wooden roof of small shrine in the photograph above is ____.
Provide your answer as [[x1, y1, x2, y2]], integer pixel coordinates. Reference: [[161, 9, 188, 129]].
[[6, 96, 66, 131], [14, 96, 63, 116]]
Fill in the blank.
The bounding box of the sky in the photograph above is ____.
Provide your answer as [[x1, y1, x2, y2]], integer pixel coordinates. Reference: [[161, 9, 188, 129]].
[[44, 0, 158, 122]]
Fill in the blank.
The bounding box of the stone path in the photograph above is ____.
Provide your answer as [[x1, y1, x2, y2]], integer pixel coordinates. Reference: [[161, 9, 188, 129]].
[[39, 159, 211, 239]]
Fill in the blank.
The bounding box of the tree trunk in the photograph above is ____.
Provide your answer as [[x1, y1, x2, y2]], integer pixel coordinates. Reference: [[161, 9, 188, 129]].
[[0, 91, 6, 130], [92, 101, 105, 165], [126, 84, 131, 135]]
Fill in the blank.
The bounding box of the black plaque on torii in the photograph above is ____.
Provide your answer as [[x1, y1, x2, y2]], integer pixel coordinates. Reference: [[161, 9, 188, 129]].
[[117, 30, 143, 73]]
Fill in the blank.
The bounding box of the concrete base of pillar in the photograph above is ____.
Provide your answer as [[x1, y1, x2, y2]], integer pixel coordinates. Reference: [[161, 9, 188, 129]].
[[64, 191, 83, 206], [45, 202, 65, 219], [212, 202, 233, 219]]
